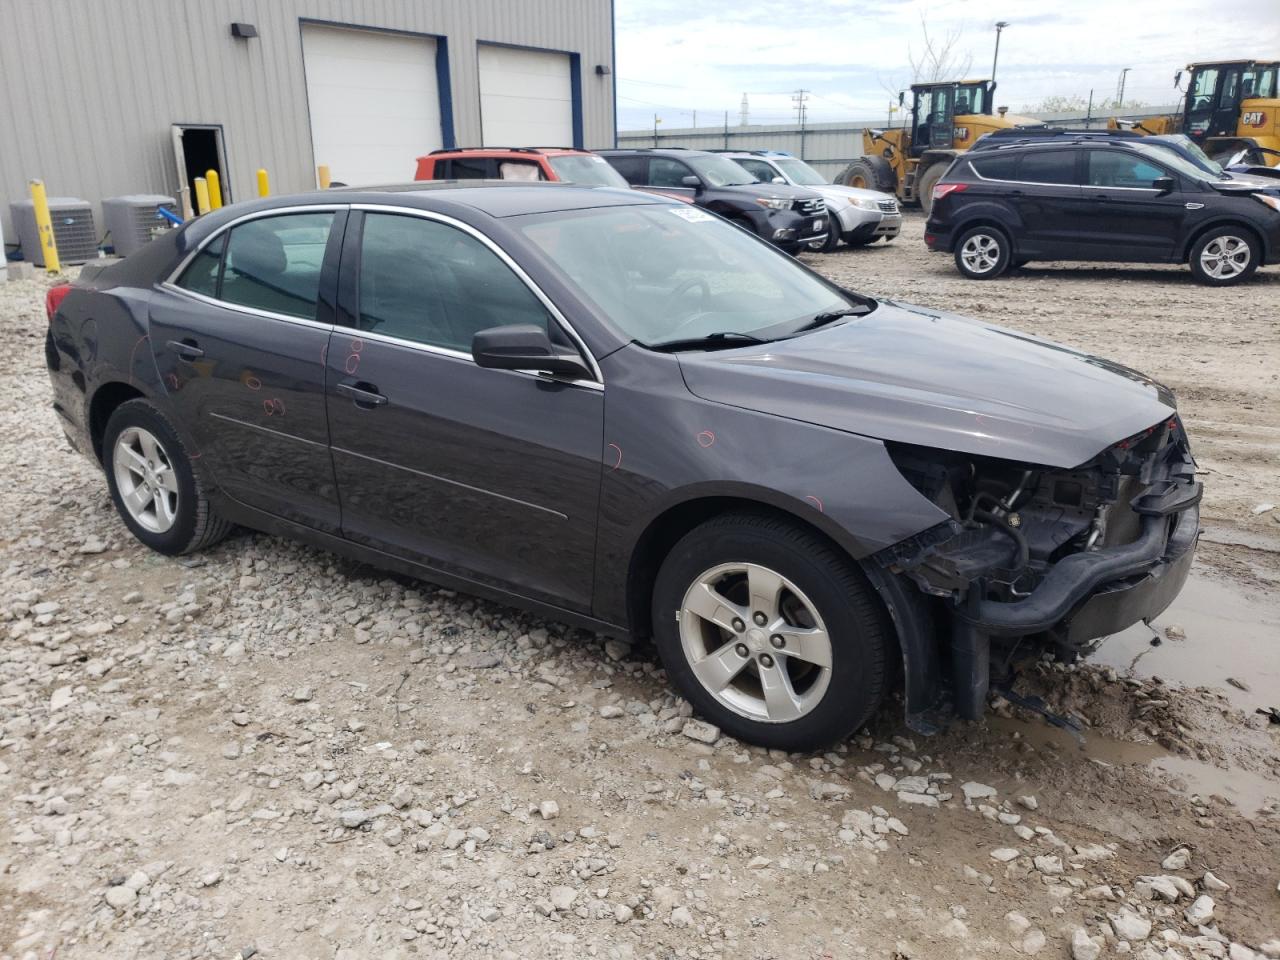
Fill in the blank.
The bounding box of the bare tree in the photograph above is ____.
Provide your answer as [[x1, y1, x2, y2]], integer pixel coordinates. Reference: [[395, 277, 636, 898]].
[[908, 16, 973, 83]]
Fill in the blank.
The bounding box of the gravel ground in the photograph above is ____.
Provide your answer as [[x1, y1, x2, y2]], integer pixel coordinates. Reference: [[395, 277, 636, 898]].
[[2, 216, 1278, 960]]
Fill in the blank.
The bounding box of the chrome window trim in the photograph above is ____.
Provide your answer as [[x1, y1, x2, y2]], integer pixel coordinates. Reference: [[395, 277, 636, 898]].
[[350, 203, 604, 386], [159, 282, 337, 331], [967, 160, 1080, 190]]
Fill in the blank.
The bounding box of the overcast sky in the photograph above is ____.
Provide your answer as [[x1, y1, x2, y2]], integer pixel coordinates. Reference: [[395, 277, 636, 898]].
[[614, 0, 1280, 131]]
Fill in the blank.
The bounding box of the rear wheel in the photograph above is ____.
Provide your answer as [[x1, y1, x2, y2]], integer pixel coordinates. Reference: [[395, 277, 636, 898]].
[[1188, 226, 1259, 286], [954, 225, 1011, 279], [651, 513, 889, 751], [103, 399, 232, 555], [917, 163, 949, 216], [836, 156, 895, 193]]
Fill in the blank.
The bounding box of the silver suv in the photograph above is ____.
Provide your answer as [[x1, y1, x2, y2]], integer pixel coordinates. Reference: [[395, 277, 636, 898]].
[[721, 150, 901, 252]]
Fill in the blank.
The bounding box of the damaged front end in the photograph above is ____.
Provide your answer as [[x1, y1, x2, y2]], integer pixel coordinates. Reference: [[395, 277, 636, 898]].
[[875, 416, 1201, 727]]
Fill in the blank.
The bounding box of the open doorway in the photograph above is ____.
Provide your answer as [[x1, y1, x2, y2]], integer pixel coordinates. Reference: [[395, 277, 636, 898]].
[[171, 124, 230, 218]]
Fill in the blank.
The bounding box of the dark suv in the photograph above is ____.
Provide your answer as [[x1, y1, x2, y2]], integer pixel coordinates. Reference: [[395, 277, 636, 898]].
[[598, 148, 828, 252], [925, 137, 1280, 284]]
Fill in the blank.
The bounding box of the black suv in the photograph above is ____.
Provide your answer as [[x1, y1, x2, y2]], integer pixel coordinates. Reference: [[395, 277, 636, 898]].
[[598, 148, 828, 252], [926, 137, 1280, 284]]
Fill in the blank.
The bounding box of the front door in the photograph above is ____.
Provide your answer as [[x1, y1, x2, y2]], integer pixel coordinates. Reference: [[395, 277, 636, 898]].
[[149, 208, 345, 532], [1080, 150, 1186, 260], [325, 208, 603, 611]]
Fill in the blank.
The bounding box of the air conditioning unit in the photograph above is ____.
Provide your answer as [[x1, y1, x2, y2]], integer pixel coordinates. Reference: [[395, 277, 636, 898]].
[[9, 197, 98, 266], [101, 195, 178, 256]]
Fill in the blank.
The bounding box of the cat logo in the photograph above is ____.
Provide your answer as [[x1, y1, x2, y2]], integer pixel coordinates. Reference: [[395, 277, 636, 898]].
[[953, 126, 969, 141], [1241, 111, 1265, 127]]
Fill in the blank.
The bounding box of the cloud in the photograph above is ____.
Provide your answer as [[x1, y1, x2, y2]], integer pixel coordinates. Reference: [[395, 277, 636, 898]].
[[614, 0, 1280, 129]]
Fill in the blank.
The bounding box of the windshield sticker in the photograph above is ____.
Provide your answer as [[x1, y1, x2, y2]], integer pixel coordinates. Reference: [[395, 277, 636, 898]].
[[669, 207, 716, 223]]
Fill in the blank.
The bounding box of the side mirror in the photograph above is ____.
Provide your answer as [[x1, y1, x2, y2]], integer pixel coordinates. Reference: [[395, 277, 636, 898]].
[[771, 176, 786, 184], [1152, 176, 1175, 195], [472, 324, 592, 380], [680, 175, 702, 190]]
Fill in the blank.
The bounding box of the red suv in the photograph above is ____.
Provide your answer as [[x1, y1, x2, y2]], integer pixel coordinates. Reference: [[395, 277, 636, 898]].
[[415, 147, 694, 202]]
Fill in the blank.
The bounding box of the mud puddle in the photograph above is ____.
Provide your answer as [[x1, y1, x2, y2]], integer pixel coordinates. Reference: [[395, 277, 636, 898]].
[[988, 715, 1279, 817], [1092, 568, 1280, 711]]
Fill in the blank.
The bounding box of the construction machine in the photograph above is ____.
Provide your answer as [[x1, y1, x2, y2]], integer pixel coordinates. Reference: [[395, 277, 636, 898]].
[[1109, 60, 1279, 168], [835, 79, 1038, 214]]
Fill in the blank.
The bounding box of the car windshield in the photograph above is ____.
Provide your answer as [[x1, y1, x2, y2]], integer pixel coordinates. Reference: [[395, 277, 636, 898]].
[[686, 155, 759, 186], [515, 204, 858, 347], [775, 158, 828, 186], [547, 154, 631, 187], [1130, 141, 1220, 181], [1156, 135, 1226, 176]]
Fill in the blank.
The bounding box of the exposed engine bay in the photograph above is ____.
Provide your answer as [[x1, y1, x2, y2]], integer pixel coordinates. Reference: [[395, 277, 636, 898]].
[[876, 416, 1201, 725]]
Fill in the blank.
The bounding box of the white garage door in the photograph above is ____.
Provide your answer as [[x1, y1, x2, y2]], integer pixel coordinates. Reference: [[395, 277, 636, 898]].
[[478, 45, 574, 147], [302, 24, 442, 185]]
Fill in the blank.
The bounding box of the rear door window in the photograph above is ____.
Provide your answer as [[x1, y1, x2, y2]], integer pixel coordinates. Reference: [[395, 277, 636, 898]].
[[970, 153, 1020, 181], [1015, 150, 1079, 185], [446, 157, 493, 179], [498, 160, 545, 181], [605, 156, 647, 185], [175, 234, 226, 297], [220, 213, 335, 320], [735, 158, 776, 182]]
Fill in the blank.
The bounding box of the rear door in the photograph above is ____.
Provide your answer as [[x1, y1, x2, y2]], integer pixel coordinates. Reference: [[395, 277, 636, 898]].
[[1080, 149, 1186, 260], [324, 207, 604, 610], [1005, 149, 1084, 257], [150, 208, 346, 532]]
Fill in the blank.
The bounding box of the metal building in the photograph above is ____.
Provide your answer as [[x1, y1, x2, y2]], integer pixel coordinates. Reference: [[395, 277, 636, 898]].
[[0, 0, 616, 249]]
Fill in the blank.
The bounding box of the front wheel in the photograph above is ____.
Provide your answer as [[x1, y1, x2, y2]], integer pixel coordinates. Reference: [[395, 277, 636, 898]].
[[1188, 227, 1259, 285], [103, 399, 232, 555], [651, 513, 890, 751], [954, 226, 1012, 279], [806, 219, 842, 253]]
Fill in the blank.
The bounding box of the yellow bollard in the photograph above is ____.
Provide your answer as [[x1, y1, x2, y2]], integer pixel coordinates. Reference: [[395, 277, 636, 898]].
[[205, 169, 223, 210], [256, 168, 270, 197], [194, 177, 212, 216], [28, 179, 61, 273], [317, 164, 331, 189]]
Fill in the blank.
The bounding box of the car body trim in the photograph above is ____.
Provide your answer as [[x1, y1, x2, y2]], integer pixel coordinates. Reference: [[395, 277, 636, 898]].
[[208, 411, 329, 448], [968, 159, 1176, 193], [159, 282, 337, 332], [331, 444, 570, 520]]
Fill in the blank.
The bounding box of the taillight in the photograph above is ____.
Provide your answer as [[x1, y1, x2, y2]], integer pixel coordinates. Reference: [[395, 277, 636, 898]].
[[932, 183, 967, 201], [45, 284, 72, 323]]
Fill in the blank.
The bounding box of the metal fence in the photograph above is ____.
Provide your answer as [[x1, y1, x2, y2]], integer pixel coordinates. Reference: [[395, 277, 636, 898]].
[[617, 106, 1180, 181]]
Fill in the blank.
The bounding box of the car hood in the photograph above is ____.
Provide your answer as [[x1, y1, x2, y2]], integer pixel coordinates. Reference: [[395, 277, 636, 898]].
[[725, 182, 823, 201], [1213, 172, 1280, 194], [677, 301, 1176, 468], [810, 184, 895, 206]]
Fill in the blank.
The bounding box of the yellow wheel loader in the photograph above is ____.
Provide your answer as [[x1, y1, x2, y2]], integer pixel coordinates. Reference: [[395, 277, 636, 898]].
[[1109, 60, 1280, 168], [836, 80, 1038, 215]]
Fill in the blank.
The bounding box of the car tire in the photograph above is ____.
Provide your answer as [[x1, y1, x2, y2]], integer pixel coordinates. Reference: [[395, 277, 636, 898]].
[[1188, 226, 1260, 286], [103, 398, 233, 555], [651, 512, 890, 751], [916, 162, 949, 216], [806, 220, 842, 253], [836, 156, 895, 193], [954, 225, 1012, 280]]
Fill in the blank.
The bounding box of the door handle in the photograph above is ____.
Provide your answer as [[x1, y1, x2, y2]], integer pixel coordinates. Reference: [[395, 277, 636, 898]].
[[166, 339, 204, 360], [336, 380, 388, 407]]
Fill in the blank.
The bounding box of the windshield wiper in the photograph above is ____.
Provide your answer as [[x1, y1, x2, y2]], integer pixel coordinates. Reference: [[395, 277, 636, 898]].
[[649, 331, 769, 352], [792, 305, 872, 333]]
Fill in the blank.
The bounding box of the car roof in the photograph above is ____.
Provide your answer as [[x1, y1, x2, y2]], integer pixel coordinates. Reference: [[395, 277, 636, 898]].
[[597, 148, 717, 158], [421, 146, 586, 159], [179, 182, 670, 244]]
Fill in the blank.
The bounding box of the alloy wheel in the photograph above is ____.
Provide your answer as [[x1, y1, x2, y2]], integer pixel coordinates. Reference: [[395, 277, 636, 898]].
[[112, 426, 179, 534], [1199, 235, 1250, 280], [678, 561, 833, 724], [960, 233, 1001, 274]]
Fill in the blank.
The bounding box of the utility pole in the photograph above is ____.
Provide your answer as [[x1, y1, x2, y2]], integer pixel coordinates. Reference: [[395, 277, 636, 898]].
[[991, 22, 1010, 86], [739, 93, 749, 127], [691, 109, 697, 128], [723, 110, 730, 149], [653, 113, 661, 147], [1116, 67, 1132, 111], [792, 89, 810, 159], [1086, 89, 1094, 128]]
